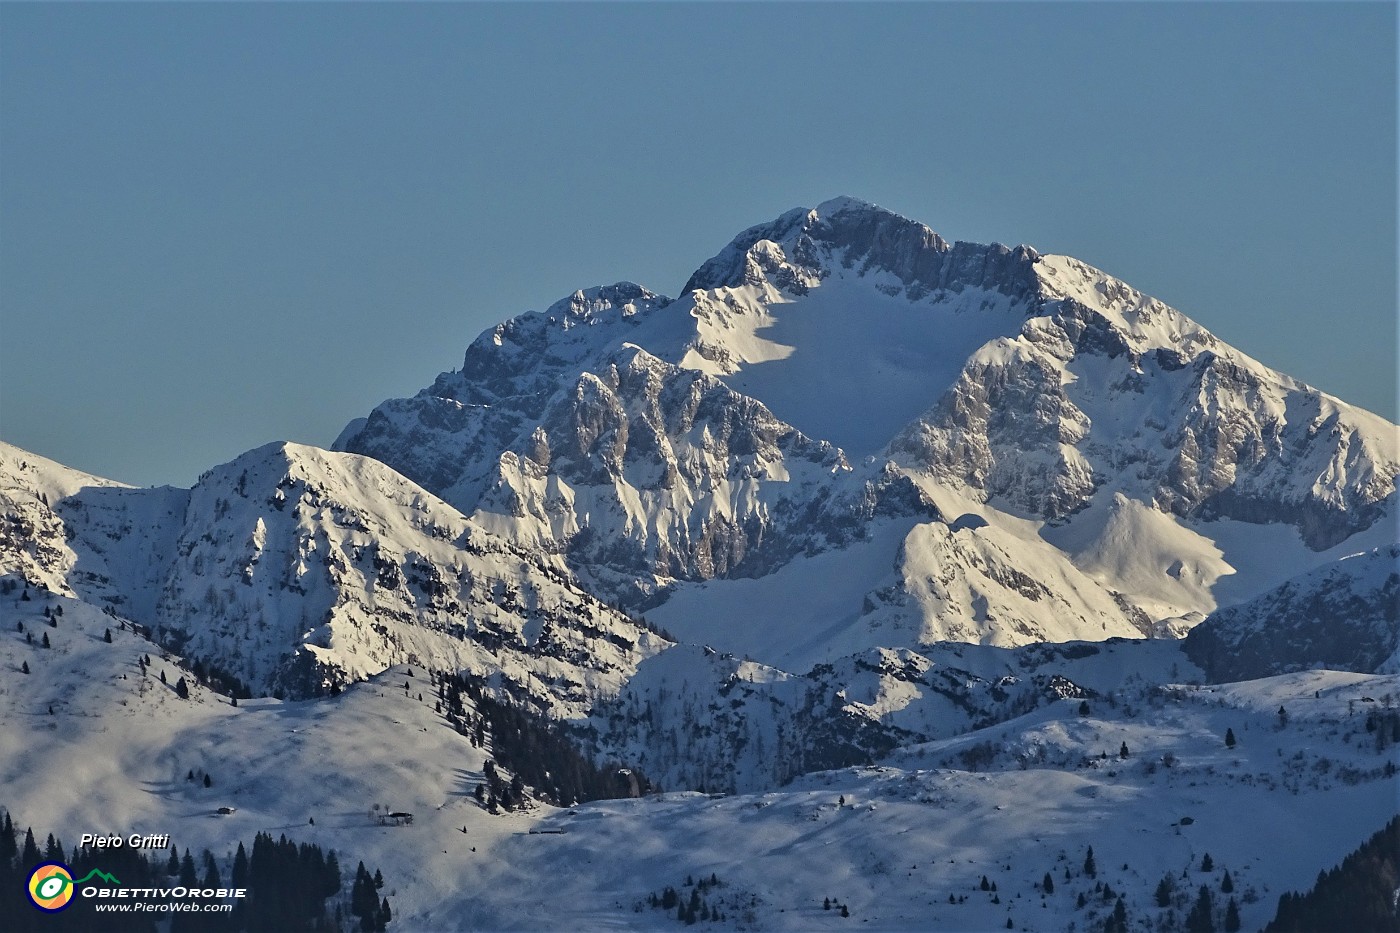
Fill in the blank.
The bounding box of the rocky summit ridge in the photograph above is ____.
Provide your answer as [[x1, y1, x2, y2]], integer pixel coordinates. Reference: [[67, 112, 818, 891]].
[[3, 197, 1396, 734]]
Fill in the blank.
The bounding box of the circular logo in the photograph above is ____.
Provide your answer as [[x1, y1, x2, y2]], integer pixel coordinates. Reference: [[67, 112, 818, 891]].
[[28, 862, 75, 912]]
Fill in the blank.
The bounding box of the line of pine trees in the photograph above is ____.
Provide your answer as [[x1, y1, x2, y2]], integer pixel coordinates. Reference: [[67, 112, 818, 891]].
[[1265, 814, 1400, 933], [0, 807, 389, 933], [435, 670, 654, 807]]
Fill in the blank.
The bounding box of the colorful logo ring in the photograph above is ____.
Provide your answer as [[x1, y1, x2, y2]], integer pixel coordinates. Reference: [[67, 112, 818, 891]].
[[28, 861, 76, 912]]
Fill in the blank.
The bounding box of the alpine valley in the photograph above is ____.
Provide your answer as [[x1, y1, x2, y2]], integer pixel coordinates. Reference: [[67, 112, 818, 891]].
[[2, 198, 1397, 932]]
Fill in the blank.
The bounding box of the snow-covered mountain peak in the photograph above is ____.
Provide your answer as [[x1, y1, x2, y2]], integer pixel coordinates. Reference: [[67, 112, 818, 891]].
[[334, 198, 1395, 652], [810, 194, 882, 216], [681, 197, 1041, 306]]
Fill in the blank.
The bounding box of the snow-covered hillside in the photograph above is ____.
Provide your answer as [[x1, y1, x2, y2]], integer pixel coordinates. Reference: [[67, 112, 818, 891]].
[[1, 585, 1394, 932], [3, 196, 1398, 932]]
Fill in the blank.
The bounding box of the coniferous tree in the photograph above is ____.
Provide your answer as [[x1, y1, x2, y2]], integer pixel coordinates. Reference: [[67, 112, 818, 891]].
[[1110, 897, 1128, 933], [202, 850, 221, 888], [179, 849, 199, 886], [1224, 897, 1240, 932], [0, 811, 16, 865], [1156, 874, 1174, 907], [232, 841, 249, 888], [1265, 815, 1400, 933], [1084, 846, 1097, 878], [1186, 885, 1215, 933], [176, 676, 190, 699], [20, 661, 27, 674], [1221, 869, 1233, 893], [41, 632, 50, 649], [1201, 853, 1214, 872], [324, 850, 341, 899], [1225, 728, 1236, 748], [104, 628, 113, 643], [18, 826, 39, 870], [1042, 872, 1054, 894]]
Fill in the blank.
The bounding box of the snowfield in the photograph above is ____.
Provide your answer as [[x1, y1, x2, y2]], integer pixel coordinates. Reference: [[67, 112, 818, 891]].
[[3, 197, 1398, 931], [1, 588, 1395, 931]]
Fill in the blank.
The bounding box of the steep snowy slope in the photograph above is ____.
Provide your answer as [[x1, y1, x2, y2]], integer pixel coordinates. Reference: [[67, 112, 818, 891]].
[[150, 442, 668, 708], [336, 283, 676, 507], [891, 252, 1397, 550], [0, 441, 184, 605], [1, 440, 667, 711], [1184, 545, 1400, 681], [667, 197, 1043, 457], [338, 198, 1397, 655]]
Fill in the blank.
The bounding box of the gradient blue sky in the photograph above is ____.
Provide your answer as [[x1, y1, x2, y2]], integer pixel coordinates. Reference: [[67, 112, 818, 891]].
[[2, 3, 1395, 488]]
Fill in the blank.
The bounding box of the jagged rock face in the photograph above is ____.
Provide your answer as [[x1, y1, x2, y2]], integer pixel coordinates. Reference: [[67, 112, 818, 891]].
[[1184, 546, 1400, 681], [682, 195, 1042, 306], [337, 283, 673, 505], [891, 256, 1399, 548], [1, 440, 667, 710], [0, 442, 187, 613], [336, 197, 1395, 655], [1153, 354, 1395, 549], [890, 334, 1096, 521], [472, 345, 937, 599]]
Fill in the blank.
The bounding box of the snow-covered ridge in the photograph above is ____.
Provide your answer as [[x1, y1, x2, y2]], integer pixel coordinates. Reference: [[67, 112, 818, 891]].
[[1, 439, 667, 711], [891, 253, 1398, 549], [337, 197, 1396, 659], [3, 196, 1399, 932], [681, 196, 1040, 306]]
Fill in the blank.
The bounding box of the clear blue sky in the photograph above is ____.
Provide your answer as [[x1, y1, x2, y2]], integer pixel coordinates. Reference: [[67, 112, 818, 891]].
[[2, 3, 1394, 488]]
